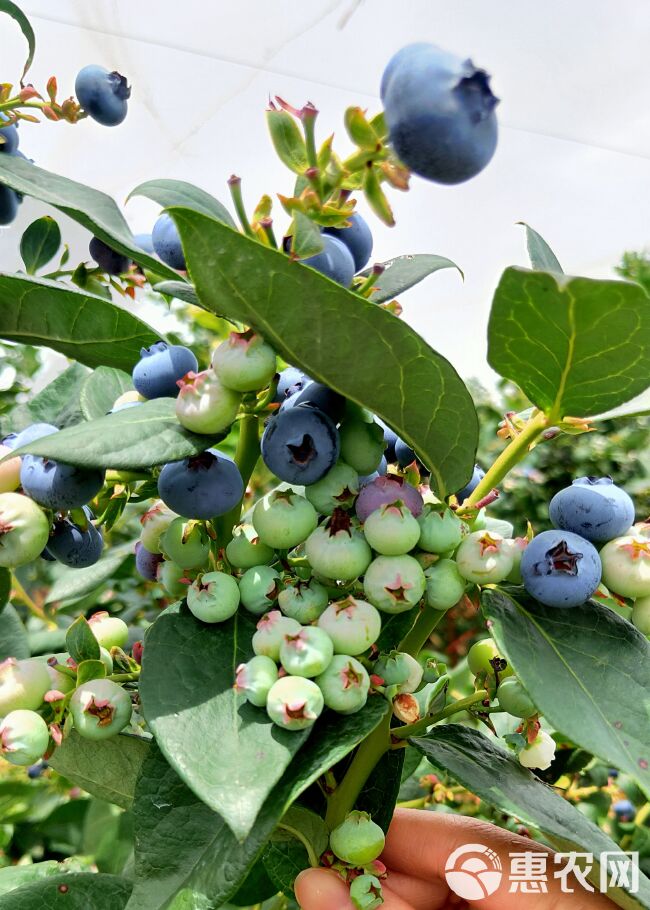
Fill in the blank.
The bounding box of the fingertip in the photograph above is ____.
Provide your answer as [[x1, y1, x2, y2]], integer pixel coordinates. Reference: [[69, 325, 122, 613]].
[[294, 867, 354, 910]]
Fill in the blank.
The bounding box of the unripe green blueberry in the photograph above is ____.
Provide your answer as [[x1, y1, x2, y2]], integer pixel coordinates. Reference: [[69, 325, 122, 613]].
[[363, 501, 421, 556], [505, 537, 528, 584], [252, 610, 301, 661], [266, 675, 324, 730], [278, 577, 329, 623], [99, 647, 113, 675], [187, 571, 240, 623], [339, 419, 385, 475], [0, 658, 51, 714], [88, 612, 129, 650], [225, 524, 275, 569], [175, 369, 242, 435], [315, 654, 370, 714], [424, 558, 466, 611], [317, 596, 381, 655], [70, 679, 132, 740], [632, 595, 650, 636], [329, 811, 385, 865], [417, 504, 467, 554], [305, 512, 372, 582], [0, 492, 50, 568], [234, 655, 278, 707], [0, 444, 21, 493], [305, 462, 360, 515], [349, 874, 383, 910], [161, 518, 211, 570], [45, 655, 75, 695], [519, 730, 556, 770], [158, 560, 191, 598], [374, 651, 423, 693], [0, 710, 49, 766], [363, 554, 426, 614], [239, 565, 280, 615], [211, 330, 276, 393], [600, 535, 650, 599], [253, 490, 318, 549], [497, 677, 536, 718], [467, 637, 513, 678], [140, 500, 178, 554], [279, 626, 334, 678], [455, 531, 515, 584], [633, 521, 650, 539], [485, 516, 514, 539]]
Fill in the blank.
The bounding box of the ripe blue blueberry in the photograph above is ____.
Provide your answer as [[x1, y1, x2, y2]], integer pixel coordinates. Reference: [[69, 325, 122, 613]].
[[20, 453, 105, 512], [363, 554, 426, 613], [252, 610, 301, 661], [305, 461, 360, 515], [132, 341, 198, 399], [275, 366, 307, 402], [234, 655, 278, 707], [134, 233, 154, 253], [315, 654, 370, 714], [186, 571, 240, 623], [305, 510, 372, 581], [0, 710, 49, 767], [266, 675, 324, 730], [455, 464, 485, 504], [158, 450, 244, 520], [303, 234, 355, 286], [239, 565, 280, 616], [89, 237, 130, 275], [75, 65, 130, 126], [11, 423, 58, 449], [394, 438, 416, 468], [317, 596, 382, 656], [381, 43, 498, 185], [45, 507, 104, 568], [278, 577, 329, 623], [135, 542, 164, 580], [225, 523, 275, 570], [549, 477, 635, 544], [261, 406, 340, 486], [612, 799, 635, 821], [520, 529, 602, 608], [0, 185, 19, 226], [323, 213, 373, 272], [152, 214, 186, 270], [356, 474, 423, 522], [279, 381, 345, 423]]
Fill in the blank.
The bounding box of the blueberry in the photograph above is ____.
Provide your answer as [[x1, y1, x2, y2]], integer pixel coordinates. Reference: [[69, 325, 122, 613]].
[[75, 65, 130, 126], [356, 474, 423, 522], [27, 760, 48, 779], [0, 493, 50, 568], [305, 462, 360, 515], [278, 577, 329, 623], [70, 679, 132, 740], [358, 455, 388, 486], [46, 507, 103, 568], [160, 517, 210, 569], [152, 214, 186, 270], [187, 571, 240, 623], [0, 710, 49, 767], [317, 596, 381, 655], [89, 236, 130, 275], [134, 233, 154, 253], [306, 510, 372, 581], [239, 566, 280, 616], [323, 213, 373, 272], [266, 675, 324, 730], [315, 655, 370, 715], [613, 799, 635, 821], [455, 530, 514, 584], [329, 811, 385, 865], [381, 43, 498, 185], [363, 501, 421, 555], [252, 490, 318, 550], [497, 677, 536, 719], [0, 185, 19, 226], [88, 611, 129, 649], [279, 626, 334, 678], [20, 455, 105, 512], [234, 655, 278, 708], [0, 115, 19, 155], [157, 449, 244, 520], [455, 464, 485, 504], [520, 529, 602, 608], [275, 366, 308, 403], [252, 610, 301, 661], [394, 438, 416, 467], [135, 541, 164, 580], [303, 235, 355, 286], [549, 477, 635, 544], [211, 331, 277, 393], [261, 406, 340, 486], [132, 341, 198, 399], [279, 380, 346, 423], [0, 657, 51, 714], [417, 504, 467, 554], [599, 534, 650, 599], [374, 651, 423, 693], [363, 554, 426, 613], [225, 524, 275, 570], [12, 423, 58, 449]]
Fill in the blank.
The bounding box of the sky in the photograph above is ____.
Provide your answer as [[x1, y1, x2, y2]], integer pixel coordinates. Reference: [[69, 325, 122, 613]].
[[1, 0, 649, 395]]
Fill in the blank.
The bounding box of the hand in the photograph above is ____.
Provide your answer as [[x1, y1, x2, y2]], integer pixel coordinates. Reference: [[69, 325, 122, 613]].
[[295, 808, 617, 909]]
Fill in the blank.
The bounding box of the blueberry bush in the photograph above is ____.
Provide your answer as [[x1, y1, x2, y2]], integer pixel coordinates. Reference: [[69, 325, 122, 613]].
[[0, 6, 650, 909]]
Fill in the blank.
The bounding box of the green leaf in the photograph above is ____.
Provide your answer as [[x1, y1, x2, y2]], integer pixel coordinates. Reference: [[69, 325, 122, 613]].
[[127, 179, 235, 228], [229, 863, 277, 907], [517, 222, 563, 273], [362, 253, 462, 304], [3, 363, 90, 435], [127, 700, 389, 910], [45, 542, 134, 605], [0, 604, 29, 660], [13, 398, 214, 471], [290, 211, 324, 259], [411, 725, 650, 910], [0, 273, 161, 371], [49, 731, 150, 809], [76, 659, 106, 685], [266, 109, 309, 175], [152, 281, 200, 307], [140, 603, 310, 841], [262, 840, 307, 898], [376, 605, 418, 652], [356, 747, 404, 833], [0, 862, 68, 897], [0, 874, 132, 910], [0, 567, 11, 615], [482, 588, 650, 800], [488, 268, 650, 419], [0, 0, 35, 83], [170, 210, 478, 496], [20, 216, 61, 274], [66, 616, 100, 663], [80, 366, 134, 421]]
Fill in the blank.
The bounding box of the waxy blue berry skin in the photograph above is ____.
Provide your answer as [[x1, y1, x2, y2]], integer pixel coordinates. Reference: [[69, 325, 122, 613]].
[[455, 464, 485, 503], [303, 234, 355, 286], [279, 381, 345, 424], [134, 233, 154, 253], [152, 214, 186, 270], [75, 65, 130, 126], [158, 449, 244, 520], [135, 542, 164, 580], [10, 423, 58, 449], [275, 367, 307, 403], [0, 185, 19, 226], [381, 43, 498, 185], [520, 529, 602, 608], [323, 213, 373, 272], [613, 799, 635, 821], [89, 237, 130, 275], [261, 406, 340, 485], [394, 438, 416, 467], [549, 477, 635, 544], [45, 507, 103, 568], [132, 341, 198, 399], [20, 455, 105, 512]]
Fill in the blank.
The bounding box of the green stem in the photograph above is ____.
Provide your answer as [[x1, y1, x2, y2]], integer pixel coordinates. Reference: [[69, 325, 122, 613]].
[[391, 689, 489, 741], [399, 605, 446, 656], [227, 176, 255, 238], [397, 796, 428, 809], [11, 576, 56, 628], [108, 672, 141, 683], [465, 411, 548, 507], [277, 822, 320, 867], [214, 413, 260, 545]]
